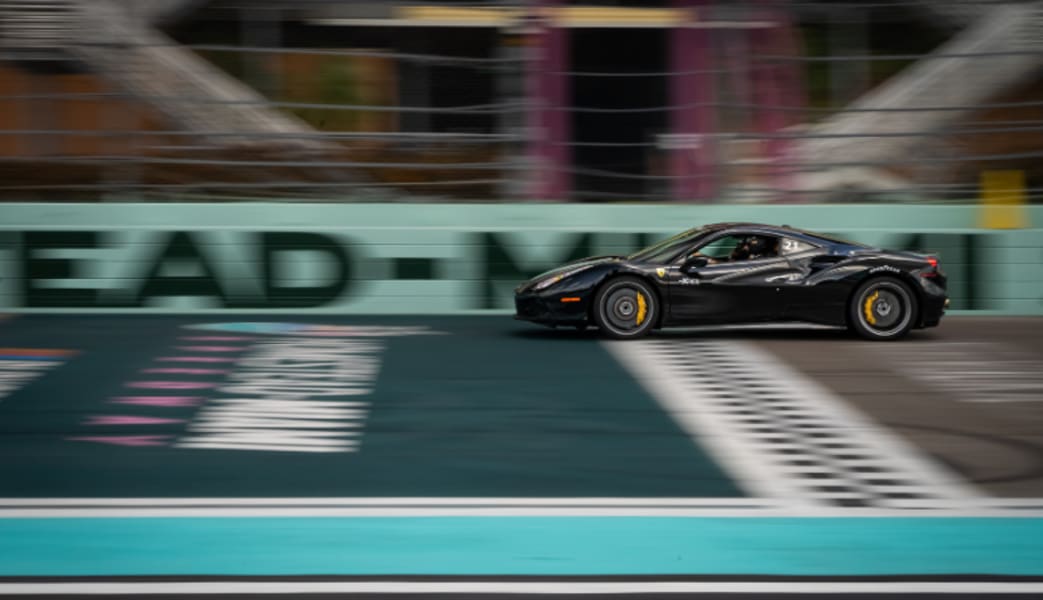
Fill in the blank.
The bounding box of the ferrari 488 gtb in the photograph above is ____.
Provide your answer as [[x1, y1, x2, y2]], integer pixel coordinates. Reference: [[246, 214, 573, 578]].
[[514, 222, 947, 340]]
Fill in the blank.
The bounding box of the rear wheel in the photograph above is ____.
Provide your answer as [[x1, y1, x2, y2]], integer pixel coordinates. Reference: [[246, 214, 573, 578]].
[[848, 277, 917, 341], [592, 276, 658, 340]]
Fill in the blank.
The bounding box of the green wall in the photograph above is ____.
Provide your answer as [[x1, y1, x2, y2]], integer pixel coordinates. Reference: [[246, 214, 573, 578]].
[[1, 203, 1040, 314]]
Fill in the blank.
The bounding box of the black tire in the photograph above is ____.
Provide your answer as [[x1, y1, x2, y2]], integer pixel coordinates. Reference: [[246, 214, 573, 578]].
[[848, 277, 917, 341], [592, 276, 658, 340]]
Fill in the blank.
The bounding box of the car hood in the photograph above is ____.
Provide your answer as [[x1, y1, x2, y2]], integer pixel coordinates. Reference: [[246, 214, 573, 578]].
[[520, 256, 622, 290]]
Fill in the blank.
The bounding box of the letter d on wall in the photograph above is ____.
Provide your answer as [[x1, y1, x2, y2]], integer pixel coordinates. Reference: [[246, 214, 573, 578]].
[[262, 233, 352, 307]]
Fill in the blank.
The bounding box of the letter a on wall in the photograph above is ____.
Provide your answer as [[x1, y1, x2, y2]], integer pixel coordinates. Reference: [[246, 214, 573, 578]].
[[137, 232, 228, 307]]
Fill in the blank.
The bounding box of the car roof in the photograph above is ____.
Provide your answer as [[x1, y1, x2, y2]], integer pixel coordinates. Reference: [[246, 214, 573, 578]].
[[703, 222, 797, 237], [701, 222, 856, 247]]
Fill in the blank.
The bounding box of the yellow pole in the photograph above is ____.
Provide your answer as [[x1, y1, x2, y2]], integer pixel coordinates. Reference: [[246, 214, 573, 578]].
[[979, 170, 1027, 229]]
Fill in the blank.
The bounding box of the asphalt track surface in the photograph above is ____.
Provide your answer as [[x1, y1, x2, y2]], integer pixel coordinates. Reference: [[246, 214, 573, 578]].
[[669, 317, 1043, 499], [0, 314, 1041, 599]]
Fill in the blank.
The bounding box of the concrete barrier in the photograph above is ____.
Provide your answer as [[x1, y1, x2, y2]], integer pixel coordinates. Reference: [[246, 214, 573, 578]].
[[1, 203, 1040, 314]]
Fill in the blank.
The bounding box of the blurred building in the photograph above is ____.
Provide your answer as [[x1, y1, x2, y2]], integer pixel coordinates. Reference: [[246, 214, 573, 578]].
[[0, 0, 1040, 202]]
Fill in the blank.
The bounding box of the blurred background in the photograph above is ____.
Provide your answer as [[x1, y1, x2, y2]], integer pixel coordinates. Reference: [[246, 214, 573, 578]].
[[0, 0, 1039, 204]]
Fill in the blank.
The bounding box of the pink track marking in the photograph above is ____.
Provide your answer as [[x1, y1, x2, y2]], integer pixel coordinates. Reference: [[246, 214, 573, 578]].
[[68, 435, 171, 447], [143, 368, 229, 375], [111, 396, 202, 407], [84, 415, 184, 426], [126, 381, 217, 390], [157, 356, 237, 363]]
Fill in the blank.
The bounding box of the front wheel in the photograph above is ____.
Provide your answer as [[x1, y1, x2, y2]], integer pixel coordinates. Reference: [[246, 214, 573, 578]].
[[848, 277, 917, 341], [592, 276, 658, 340]]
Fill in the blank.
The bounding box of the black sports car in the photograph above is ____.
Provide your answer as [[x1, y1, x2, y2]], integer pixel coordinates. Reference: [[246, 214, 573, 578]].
[[514, 222, 947, 340]]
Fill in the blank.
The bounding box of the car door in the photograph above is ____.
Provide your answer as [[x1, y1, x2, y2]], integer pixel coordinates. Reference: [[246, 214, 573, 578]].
[[666, 233, 804, 324], [773, 237, 848, 321]]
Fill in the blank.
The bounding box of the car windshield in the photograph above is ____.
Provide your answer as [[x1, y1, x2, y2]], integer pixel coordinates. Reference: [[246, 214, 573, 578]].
[[628, 226, 710, 262]]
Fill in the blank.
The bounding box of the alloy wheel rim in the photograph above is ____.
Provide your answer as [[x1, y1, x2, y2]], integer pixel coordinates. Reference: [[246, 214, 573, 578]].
[[602, 285, 651, 334], [859, 284, 910, 336]]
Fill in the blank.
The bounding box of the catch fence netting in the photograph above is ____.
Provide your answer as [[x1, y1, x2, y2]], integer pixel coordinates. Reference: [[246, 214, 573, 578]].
[[0, 0, 1040, 202]]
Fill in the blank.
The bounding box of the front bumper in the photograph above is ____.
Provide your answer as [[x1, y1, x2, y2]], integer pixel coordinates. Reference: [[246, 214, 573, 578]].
[[514, 290, 592, 325]]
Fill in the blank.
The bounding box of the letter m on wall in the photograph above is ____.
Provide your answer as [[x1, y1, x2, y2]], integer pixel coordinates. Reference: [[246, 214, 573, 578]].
[[477, 232, 592, 309]]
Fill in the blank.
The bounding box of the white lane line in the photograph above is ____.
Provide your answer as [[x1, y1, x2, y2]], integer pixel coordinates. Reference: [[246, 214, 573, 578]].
[[0, 497, 775, 507], [7, 497, 1038, 509], [2, 581, 1043, 595], [606, 339, 981, 507], [3, 506, 1043, 518]]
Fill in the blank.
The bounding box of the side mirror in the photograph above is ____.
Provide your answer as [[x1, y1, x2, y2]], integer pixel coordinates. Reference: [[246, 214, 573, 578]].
[[682, 257, 708, 273]]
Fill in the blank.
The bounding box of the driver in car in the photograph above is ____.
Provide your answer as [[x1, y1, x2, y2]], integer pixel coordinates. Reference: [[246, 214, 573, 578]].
[[691, 236, 777, 265], [731, 236, 775, 261]]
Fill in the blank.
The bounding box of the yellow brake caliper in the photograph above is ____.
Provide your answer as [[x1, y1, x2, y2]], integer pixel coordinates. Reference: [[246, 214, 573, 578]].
[[635, 292, 648, 326], [863, 290, 879, 326]]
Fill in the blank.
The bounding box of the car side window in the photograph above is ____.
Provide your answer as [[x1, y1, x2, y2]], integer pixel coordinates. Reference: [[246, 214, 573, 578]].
[[690, 234, 781, 264], [694, 235, 744, 260], [780, 237, 815, 256]]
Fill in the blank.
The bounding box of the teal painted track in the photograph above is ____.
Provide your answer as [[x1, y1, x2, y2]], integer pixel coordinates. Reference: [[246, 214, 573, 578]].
[[0, 316, 738, 498], [2, 517, 1042, 576]]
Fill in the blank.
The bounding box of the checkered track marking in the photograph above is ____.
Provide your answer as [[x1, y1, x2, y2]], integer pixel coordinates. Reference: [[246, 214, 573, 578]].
[[607, 339, 979, 508]]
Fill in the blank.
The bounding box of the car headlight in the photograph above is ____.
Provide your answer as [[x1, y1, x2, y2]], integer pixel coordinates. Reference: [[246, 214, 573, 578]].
[[532, 265, 592, 291], [533, 274, 564, 291]]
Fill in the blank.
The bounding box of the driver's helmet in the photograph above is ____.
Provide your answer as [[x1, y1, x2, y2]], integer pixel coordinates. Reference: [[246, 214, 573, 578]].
[[746, 236, 769, 257]]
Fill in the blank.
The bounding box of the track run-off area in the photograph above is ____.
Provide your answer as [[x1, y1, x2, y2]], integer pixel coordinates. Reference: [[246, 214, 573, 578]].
[[0, 314, 1041, 598]]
